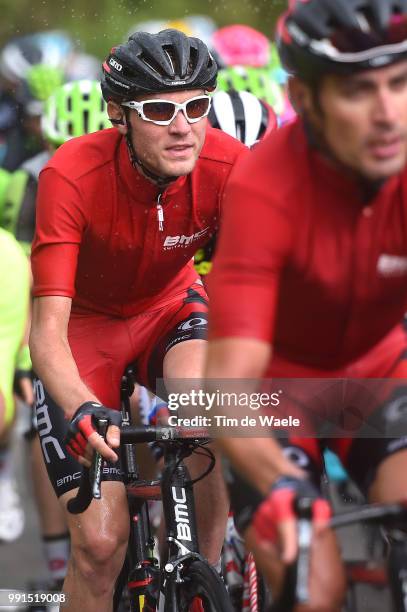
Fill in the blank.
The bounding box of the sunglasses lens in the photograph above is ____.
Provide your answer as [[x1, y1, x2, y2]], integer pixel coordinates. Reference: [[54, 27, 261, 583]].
[[185, 97, 210, 120], [143, 101, 175, 122], [138, 96, 210, 124]]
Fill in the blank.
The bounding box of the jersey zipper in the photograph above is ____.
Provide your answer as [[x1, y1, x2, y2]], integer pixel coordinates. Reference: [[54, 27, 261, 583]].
[[157, 193, 164, 232]]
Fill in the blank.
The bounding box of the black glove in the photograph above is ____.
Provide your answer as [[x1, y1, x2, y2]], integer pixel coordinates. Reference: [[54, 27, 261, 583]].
[[251, 476, 331, 543], [64, 401, 121, 460]]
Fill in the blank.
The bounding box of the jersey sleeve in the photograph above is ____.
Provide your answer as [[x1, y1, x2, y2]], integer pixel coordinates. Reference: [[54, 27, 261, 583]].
[[207, 154, 293, 344], [31, 167, 88, 298]]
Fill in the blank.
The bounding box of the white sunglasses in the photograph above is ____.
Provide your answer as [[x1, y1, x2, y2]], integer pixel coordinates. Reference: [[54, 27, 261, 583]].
[[121, 94, 212, 126]]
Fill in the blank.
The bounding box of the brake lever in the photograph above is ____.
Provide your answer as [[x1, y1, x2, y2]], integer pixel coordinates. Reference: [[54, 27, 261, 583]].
[[295, 497, 313, 604], [90, 418, 109, 500]]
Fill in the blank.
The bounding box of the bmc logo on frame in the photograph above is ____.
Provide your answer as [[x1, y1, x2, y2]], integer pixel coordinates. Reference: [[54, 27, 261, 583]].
[[163, 227, 209, 250], [172, 486, 192, 542]]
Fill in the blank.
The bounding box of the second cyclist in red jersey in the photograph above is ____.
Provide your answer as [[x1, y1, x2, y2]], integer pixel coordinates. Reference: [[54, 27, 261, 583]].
[[209, 118, 407, 368], [206, 1, 407, 609]]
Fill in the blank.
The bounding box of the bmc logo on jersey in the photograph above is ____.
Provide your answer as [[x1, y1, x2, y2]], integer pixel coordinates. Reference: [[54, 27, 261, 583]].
[[163, 227, 209, 250], [109, 58, 123, 71], [377, 254, 407, 277]]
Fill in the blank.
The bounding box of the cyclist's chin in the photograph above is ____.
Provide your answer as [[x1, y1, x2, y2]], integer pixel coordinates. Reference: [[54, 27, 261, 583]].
[[359, 154, 407, 182], [159, 157, 197, 178]]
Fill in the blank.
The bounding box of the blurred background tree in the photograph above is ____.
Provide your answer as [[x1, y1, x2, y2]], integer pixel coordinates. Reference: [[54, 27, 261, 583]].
[[0, 0, 286, 58]]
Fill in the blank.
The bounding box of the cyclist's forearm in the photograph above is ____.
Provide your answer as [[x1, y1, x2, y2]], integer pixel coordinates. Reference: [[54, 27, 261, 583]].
[[216, 436, 304, 495], [30, 332, 99, 418]]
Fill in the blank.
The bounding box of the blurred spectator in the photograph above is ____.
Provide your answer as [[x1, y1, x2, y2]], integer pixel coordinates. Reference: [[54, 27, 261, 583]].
[[211, 24, 271, 68], [127, 15, 217, 46]]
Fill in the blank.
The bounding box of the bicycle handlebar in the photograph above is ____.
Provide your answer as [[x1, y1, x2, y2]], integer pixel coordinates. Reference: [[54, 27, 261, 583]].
[[120, 425, 209, 444], [67, 423, 210, 515], [330, 501, 407, 530]]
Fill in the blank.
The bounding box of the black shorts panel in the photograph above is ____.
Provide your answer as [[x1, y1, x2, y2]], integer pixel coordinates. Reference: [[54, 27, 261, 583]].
[[34, 378, 123, 498]]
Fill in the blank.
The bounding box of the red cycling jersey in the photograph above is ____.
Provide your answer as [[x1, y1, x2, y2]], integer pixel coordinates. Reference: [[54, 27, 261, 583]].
[[208, 118, 407, 371], [32, 126, 246, 317]]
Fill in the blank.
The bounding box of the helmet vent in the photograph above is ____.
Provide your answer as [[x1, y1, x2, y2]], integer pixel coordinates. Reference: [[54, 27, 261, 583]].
[[207, 53, 215, 69], [355, 12, 371, 32], [189, 47, 199, 73], [163, 46, 176, 74], [138, 51, 165, 77]]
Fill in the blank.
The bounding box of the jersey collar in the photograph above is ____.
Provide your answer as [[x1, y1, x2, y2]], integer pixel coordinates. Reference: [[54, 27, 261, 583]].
[[118, 137, 187, 203]]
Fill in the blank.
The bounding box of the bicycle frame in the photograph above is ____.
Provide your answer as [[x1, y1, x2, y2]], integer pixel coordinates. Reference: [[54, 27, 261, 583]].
[[68, 422, 214, 611], [67, 361, 224, 611], [120, 436, 204, 611]]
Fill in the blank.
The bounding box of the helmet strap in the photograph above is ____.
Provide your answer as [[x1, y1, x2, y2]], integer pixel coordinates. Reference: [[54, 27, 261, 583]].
[[123, 109, 177, 188]]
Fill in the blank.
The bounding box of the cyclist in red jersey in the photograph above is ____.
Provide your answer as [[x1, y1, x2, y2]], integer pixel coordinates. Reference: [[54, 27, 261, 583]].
[[205, 0, 407, 609], [29, 29, 247, 611]]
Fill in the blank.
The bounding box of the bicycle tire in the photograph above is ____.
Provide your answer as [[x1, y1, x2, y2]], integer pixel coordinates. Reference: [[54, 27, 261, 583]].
[[168, 559, 234, 612]]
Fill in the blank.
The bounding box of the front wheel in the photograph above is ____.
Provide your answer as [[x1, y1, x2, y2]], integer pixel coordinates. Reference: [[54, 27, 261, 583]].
[[166, 559, 234, 612]]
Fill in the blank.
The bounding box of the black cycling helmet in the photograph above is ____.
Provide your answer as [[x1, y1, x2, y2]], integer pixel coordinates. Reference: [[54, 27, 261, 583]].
[[101, 28, 217, 102], [277, 0, 407, 81]]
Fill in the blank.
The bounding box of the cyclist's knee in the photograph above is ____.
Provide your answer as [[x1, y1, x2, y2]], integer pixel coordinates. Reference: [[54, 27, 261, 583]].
[[71, 523, 128, 582]]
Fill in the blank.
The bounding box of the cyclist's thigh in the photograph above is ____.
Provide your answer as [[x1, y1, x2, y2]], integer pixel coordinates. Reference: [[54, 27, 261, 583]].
[[68, 312, 134, 408], [134, 282, 208, 392], [33, 378, 123, 499]]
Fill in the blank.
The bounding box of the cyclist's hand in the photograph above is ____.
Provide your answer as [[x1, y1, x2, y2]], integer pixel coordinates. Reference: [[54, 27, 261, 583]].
[[252, 476, 331, 564], [65, 402, 122, 466]]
